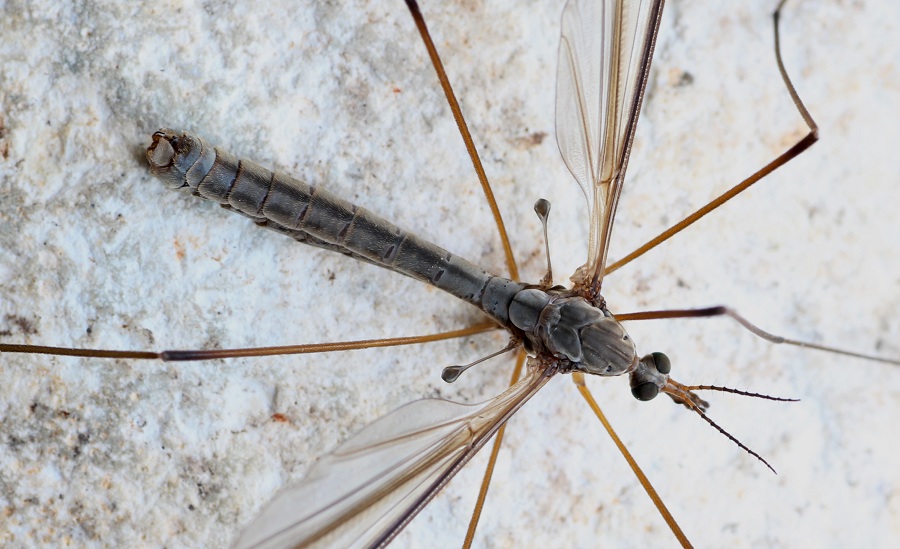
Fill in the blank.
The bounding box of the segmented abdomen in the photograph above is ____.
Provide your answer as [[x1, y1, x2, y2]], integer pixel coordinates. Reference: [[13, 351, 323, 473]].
[[146, 129, 525, 328]]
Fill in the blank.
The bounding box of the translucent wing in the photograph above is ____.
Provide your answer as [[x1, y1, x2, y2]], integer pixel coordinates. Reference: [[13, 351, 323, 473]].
[[556, 0, 664, 294], [234, 361, 555, 549]]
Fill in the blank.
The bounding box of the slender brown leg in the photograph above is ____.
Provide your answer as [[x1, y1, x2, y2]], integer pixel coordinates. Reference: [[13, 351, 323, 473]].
[[617, 307, 900, 366]]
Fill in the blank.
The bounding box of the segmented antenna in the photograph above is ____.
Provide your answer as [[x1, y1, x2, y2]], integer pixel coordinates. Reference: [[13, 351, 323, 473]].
[[684, 385, 799, 403], [662, 381, 799, 474]]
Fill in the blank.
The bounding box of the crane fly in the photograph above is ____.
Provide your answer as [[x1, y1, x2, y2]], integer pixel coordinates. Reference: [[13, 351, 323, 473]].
[[1, 1, 898, 548]]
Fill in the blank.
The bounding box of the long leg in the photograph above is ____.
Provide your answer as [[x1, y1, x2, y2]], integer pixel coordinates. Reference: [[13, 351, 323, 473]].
[[618, 307, 900, 365]]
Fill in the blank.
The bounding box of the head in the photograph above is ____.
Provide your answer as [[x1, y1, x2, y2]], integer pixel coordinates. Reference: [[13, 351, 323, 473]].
[[629, 351, 672, 401], [629, 351, 710, 413]]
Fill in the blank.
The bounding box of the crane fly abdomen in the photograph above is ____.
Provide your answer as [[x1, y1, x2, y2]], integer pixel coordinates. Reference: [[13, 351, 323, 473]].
[[146, 129, 527, 329]]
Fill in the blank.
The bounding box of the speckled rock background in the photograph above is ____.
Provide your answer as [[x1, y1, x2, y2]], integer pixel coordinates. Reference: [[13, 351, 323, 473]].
[[1, 1, 898, 547]]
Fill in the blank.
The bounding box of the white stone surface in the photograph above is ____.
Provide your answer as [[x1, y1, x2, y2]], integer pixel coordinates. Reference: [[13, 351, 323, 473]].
[[1, 1, 898, 547]]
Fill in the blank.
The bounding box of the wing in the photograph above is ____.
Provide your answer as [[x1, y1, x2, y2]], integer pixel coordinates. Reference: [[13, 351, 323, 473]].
[[556, 0, 665, 295], [233, 360, 555, 549]]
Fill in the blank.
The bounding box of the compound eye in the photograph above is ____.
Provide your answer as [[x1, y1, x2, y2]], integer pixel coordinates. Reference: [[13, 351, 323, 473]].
[[631, 382, 660, 401], [651, 352, 671, 374]]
